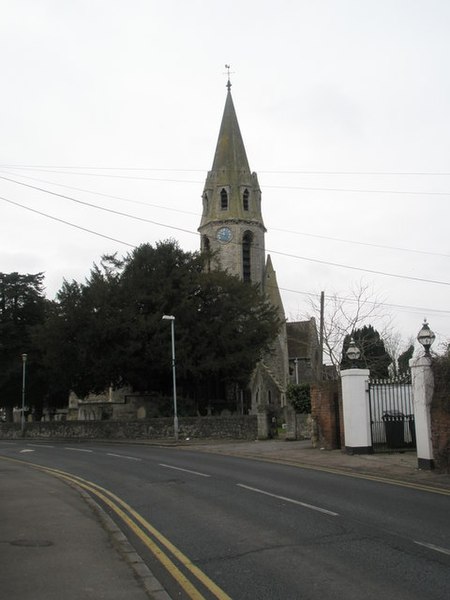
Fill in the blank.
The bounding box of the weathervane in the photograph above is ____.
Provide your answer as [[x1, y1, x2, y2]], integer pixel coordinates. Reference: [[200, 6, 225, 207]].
[[224, 64, 234, 90]]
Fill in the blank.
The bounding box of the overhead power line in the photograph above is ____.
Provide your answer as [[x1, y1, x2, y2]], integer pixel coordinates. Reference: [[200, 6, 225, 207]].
[[1, 170, 448, 260], [3, 164, 450, 176], [1, 166, 450, 197], [270, 227, 450, 259], [267, 248, 450, 287], [0, 175, 198, 238], [1, 174, 450, 288], [0, 170, 198, 217], [2, 193, 449, 317], [0, 196, 135, 248], [3, 191, 449, 318], [2, 193, 450, 317], [274, 285, 450, 316]]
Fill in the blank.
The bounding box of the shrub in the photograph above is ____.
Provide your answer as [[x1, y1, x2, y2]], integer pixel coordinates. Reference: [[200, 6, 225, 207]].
[[286, 383, 311, 414]]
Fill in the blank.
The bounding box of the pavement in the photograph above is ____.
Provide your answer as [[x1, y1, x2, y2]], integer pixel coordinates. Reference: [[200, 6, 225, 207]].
[[0, 457, 169, 600], [1, 438, 449, 600]]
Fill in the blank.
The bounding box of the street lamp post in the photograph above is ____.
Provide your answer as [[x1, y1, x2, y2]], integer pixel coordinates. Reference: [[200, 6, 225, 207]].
[[162, 315, 179, 441], [21, 353, 27, 434], [294, 358, 299, 384]]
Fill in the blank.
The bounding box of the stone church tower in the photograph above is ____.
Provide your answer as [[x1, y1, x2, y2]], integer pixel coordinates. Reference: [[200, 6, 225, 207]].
[[198, 82, 266, 285], [198, 81, 289, 427]]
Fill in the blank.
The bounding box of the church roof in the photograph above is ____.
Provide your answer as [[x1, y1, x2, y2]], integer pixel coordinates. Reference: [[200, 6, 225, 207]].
[[264, 255, 286, 319], [211, 89, 251, 173], [286, 319, 319, 359]]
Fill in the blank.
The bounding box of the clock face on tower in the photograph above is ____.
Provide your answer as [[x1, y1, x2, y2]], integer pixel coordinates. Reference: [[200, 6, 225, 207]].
[[216, 226, 233, 244]]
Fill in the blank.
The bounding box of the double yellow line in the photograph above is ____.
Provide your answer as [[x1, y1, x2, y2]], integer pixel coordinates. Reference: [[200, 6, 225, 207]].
[[2, 457, 232, 600]]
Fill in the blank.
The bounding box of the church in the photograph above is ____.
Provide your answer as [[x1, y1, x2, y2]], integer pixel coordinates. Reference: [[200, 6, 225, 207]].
[[198, 79, 290, 425], [66, 80, 320, 433]]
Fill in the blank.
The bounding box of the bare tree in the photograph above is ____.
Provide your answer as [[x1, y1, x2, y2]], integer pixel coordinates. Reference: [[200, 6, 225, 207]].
[[305, 280, 396, 374], [384, 333, 415, 376]]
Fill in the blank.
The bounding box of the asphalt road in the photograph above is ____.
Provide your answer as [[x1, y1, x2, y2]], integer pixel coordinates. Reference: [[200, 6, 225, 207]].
[[1, 440, 449, 600]]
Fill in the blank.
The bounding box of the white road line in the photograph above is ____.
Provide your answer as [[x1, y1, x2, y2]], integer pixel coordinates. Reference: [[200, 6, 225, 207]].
[[414, 540, 450, 556], [27, 443, 54, 448], [107, 452, 141, 461], [19, 449, 35, 453], [159, 463, 211, 478], [65, 447, 93, 453], [237, 484, 339, 517]]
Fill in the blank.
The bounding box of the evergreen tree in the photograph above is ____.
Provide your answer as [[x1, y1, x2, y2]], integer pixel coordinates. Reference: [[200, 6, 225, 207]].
[[398, 344, 414, 375], [40, 241, 281, 413], [340, 325, 391, 378], [0, 272, 48, 420]]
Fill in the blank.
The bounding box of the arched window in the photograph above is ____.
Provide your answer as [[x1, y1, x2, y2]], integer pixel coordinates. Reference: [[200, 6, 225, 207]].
[[243, 189, 249, 211], [242, 231, 252, 282], [220, 188, 228, 210], [203, 192, 209, 213]]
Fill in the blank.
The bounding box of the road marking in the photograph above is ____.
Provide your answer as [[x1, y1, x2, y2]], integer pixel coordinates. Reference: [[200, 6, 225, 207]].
[[0, 455, 231, 600], [237, 483, 339, 516], [159, 463, 211, 478], [19, 449, 35, 453], [9, 458, 230, 600], [107, 452, 141, 461], [238, 455, 450, 496], [65, 447, 93, 453], [414, 540, 450, 556], [27, 443, 54, 448]]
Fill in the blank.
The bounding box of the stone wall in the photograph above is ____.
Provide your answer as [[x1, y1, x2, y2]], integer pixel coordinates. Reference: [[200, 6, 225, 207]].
[[310, 381, 343, 450], [284, 408, 311, 441], [295, 414, 312, 440], [0, 415, 258, 441]]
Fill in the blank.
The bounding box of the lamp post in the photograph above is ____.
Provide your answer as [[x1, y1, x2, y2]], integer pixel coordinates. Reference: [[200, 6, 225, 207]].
[[21, 353, 27, 434], [417, 318, 435, 357], [162, 315, 179, 441], [346, 337, 361, 368], [294, 358, 299, 384]]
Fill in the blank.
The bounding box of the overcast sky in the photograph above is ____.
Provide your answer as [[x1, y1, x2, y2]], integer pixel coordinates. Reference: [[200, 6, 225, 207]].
[[1, 0, 450, 354]]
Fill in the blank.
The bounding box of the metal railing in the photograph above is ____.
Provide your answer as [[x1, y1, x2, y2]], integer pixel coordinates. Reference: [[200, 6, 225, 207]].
[[368, 373, 415, 451]]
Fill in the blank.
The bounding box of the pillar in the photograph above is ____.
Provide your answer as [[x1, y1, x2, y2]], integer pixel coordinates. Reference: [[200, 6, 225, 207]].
[[341, 368, 371, 454], [409, 356, 435, 470]]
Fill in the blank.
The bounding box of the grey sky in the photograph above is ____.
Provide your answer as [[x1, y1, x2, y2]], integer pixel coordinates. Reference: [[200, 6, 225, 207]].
[[1, 0, 449, 352]]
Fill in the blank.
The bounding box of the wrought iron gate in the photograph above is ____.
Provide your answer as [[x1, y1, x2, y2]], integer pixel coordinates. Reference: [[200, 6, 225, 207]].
[[368, 373, 415, 452]]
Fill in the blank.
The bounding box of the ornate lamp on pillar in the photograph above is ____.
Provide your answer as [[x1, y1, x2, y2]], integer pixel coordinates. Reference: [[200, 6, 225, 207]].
[[410, 319, 435, 470], [346, 337, 361, 368], [417, 319, 435, 357]]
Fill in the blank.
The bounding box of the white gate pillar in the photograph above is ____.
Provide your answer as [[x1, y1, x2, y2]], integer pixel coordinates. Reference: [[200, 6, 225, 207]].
[[409, 356, 435, 470], [341, 368, 371, 454]]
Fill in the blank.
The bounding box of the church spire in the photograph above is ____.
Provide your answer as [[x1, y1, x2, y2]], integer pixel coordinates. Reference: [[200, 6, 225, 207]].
[[211, 87, 251, 174], [198, 83, 266, 285]]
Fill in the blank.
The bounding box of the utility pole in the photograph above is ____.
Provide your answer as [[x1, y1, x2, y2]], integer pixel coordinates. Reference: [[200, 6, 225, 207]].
[[21, 353, 27, 434], [319, 291, 325, 380]]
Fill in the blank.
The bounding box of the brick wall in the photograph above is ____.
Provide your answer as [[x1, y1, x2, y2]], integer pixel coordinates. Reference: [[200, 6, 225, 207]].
[[431, 406, 450, 473], [431, 358, 450, 473], [310, 381, 343, 450]]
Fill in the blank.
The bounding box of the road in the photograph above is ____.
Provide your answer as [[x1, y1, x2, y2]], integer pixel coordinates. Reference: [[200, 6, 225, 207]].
[[1, 440, 449, 600]]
